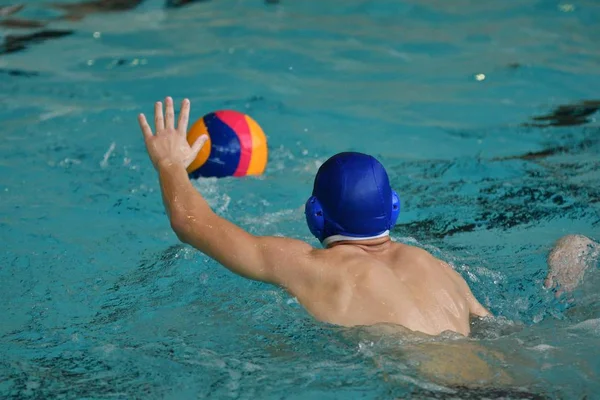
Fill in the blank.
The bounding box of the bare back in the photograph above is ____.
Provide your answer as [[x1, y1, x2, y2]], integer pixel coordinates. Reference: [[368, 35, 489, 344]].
[[290, 241, 489, 336]]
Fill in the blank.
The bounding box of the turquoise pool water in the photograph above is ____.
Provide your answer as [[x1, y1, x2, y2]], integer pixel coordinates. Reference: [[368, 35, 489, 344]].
[[1, 0, 599, 398]]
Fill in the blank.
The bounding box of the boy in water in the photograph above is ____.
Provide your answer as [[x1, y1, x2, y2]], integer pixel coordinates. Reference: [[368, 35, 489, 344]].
[[138, 97, 598, 337]]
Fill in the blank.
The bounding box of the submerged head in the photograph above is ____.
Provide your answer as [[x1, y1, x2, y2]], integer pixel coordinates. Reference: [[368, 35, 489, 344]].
[[305, 152, 400, 247]]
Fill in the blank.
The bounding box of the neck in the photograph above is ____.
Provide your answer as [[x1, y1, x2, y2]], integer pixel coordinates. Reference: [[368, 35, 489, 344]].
[[327, 235, 393, 252]]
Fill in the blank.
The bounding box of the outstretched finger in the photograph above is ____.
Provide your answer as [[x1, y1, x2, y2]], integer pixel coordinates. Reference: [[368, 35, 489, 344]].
[[138, 113, 153, 140], [154, 101, 164, 132], [190, 134, 209, 157], [177, 98, 190, 135], [165, 96, 175, 130]]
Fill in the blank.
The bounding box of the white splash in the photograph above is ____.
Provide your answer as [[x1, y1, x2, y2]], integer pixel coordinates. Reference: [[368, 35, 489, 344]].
[[100, 142, 116, 168]]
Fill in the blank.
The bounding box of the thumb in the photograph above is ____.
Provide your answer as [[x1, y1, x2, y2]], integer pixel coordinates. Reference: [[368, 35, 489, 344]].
[[190, 134, 209, 157]]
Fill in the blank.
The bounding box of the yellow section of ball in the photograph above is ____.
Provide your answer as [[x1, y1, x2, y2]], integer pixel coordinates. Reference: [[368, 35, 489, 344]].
[[186, 117, 212, 174], [244, 114, 268, 176]]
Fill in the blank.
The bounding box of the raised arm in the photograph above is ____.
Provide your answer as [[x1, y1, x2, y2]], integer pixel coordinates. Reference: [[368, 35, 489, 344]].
[[156, 159, 314, 284], [138, 97, 316, 286]]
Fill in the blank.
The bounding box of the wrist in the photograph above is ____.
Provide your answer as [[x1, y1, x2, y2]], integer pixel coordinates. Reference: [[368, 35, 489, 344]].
[[156, 158, 186, 172]]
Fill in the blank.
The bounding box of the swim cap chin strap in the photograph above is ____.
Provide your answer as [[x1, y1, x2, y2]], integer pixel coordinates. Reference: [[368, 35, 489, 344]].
[[305, 190, 400, 246]]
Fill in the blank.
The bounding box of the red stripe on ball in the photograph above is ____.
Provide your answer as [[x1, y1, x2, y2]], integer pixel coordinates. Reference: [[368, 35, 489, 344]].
[[215, 110, 252, 177]]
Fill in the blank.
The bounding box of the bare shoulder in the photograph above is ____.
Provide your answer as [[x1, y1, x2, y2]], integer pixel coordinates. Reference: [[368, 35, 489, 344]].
[[255, 235, 315, 259], [391, 242, 491, 317], [392, 242, 441, 264], [258, 237, 356, 292], [392, 242, 465, 279]]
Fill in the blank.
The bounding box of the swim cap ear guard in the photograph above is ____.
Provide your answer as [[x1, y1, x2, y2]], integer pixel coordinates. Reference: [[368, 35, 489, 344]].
[[391, 190, 401, 226], [305, 190, 401, 243], [305, 196, 325, 240]]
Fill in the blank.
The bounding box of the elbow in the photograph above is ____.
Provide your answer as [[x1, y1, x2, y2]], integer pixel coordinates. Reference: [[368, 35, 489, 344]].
[[169, 212, 193, 244]]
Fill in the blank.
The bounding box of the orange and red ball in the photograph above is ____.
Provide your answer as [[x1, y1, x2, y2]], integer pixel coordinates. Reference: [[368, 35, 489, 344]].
[[186, 110, 268, 178]]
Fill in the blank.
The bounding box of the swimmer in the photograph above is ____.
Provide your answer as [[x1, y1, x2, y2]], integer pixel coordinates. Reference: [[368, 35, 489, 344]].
[[138, 97, 598, 337]]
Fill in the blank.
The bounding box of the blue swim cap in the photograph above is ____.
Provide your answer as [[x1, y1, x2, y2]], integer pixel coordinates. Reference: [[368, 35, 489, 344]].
[[305, 152, 400, 245]]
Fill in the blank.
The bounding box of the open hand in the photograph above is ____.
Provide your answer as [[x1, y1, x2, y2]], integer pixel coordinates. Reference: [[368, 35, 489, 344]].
[[138, 97, 208, 170]]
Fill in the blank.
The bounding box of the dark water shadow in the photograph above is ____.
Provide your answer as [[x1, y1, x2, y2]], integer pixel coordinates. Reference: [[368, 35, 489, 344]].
[[523, 100, 600, 128]]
